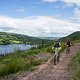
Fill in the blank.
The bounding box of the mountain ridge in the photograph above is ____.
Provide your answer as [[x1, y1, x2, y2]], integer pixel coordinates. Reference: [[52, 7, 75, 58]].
[[59, 31, 80, 41]]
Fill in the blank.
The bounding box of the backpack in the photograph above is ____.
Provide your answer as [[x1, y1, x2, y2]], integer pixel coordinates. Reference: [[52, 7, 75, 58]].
[[54, 42, 60, 48]]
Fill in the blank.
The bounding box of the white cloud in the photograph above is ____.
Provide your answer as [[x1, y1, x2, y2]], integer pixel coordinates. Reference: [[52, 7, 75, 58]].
[[70, 7, 80, 23], [42, 0, 80, 6], [74, 7, 80, 17], [42, 0, 57, 2], [60, 0, 80, 6], [0, 15, 80, 37]]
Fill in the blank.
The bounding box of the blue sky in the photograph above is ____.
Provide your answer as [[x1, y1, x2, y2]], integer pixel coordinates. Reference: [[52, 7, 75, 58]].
[[0, 0, 80, 37], [0, 0, 75, 17]]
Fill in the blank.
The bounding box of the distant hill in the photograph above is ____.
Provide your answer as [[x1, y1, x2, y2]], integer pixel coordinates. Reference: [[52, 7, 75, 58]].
[[59, 31, 80, 42], [0, 32, 42, 45]]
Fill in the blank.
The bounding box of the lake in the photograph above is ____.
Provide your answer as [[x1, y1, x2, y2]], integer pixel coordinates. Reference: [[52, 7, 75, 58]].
[[0, 44, 32, 55]]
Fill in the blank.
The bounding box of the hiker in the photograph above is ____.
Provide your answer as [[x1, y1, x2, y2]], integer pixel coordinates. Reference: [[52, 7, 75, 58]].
[[65, 39, 71, 54], [52, 40, 61, 65]]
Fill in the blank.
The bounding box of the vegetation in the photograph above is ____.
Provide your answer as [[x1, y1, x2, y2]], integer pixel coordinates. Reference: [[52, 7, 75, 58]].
[[0, 32, 43, 45], [0, 41, 67, 77], [0, 31, 80, 77], [0, 32, 54, 76], [0, 49, 48, 76], [69, 52, 80, 80], [59, 31, 80, 42], [0, 32, 55, 47]]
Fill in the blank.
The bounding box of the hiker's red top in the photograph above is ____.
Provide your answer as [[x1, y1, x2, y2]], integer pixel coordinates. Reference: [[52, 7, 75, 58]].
[[66, 40, 71, 47]]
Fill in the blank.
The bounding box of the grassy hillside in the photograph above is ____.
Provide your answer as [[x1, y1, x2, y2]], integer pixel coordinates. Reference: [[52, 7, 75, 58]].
[[59, 31, 80, 42], [0, 32, 53, 46], [0, 32, 43, 45]]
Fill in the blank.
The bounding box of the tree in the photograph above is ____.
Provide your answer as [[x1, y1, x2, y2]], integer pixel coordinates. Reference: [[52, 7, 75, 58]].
[[2, 37, 11, 45], [41, 39, 45, 48]]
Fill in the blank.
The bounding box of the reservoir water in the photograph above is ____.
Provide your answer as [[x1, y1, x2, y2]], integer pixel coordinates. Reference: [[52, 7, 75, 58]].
[[0, 44, 32, 55]]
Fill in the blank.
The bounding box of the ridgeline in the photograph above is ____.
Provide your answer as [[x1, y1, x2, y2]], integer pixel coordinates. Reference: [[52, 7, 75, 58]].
[[59, 31, 80, 42]]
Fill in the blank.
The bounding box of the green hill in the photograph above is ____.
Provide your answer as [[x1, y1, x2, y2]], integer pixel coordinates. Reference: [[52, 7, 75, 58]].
[[0, 32, 42, 45], [59, 31, 80, 42]]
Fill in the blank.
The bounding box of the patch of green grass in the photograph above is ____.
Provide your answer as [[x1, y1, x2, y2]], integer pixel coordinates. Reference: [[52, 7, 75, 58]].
[[0, 57, 25, 76], [69, 52, 80, 80], [0, 49, 47, 76], [0, 57, 46, 76], [72, 70, 80, 80]]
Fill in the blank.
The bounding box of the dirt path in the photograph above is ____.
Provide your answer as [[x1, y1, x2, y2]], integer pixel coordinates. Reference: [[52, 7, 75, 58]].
[[21, 44, 80, 80]]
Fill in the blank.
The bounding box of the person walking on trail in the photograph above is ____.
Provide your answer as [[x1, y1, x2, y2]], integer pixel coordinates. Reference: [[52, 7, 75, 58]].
[[52, 41, 61, 65], [65, 39, 71, 54]]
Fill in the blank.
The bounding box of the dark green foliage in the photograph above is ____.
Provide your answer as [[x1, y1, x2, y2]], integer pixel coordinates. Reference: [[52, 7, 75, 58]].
[[41, 39, 45, 48], [59, 31, 80, 42], [1, 37, 11, 45]]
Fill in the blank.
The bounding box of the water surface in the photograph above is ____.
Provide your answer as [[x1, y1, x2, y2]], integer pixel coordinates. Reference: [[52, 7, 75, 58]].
[[0, 44, 32, 55]]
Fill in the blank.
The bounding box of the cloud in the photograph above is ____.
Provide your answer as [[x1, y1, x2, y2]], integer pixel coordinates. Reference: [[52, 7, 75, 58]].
[[69, 7, 80, 24], [60, 0, 80, 6], [42, 0, 57, 2], [74, 7, 80, 17], [0, 15, 80, 37], [42, 0, 80, 6]]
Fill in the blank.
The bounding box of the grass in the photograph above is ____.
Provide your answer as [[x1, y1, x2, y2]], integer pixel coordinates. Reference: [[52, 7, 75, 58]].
[[0, 49, 46, 76], [69, 52, 80, 80], [11, 40, 21, 44]]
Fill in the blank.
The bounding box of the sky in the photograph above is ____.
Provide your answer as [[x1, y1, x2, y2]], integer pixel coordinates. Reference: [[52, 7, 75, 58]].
[[0, 0, 80, 37]]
